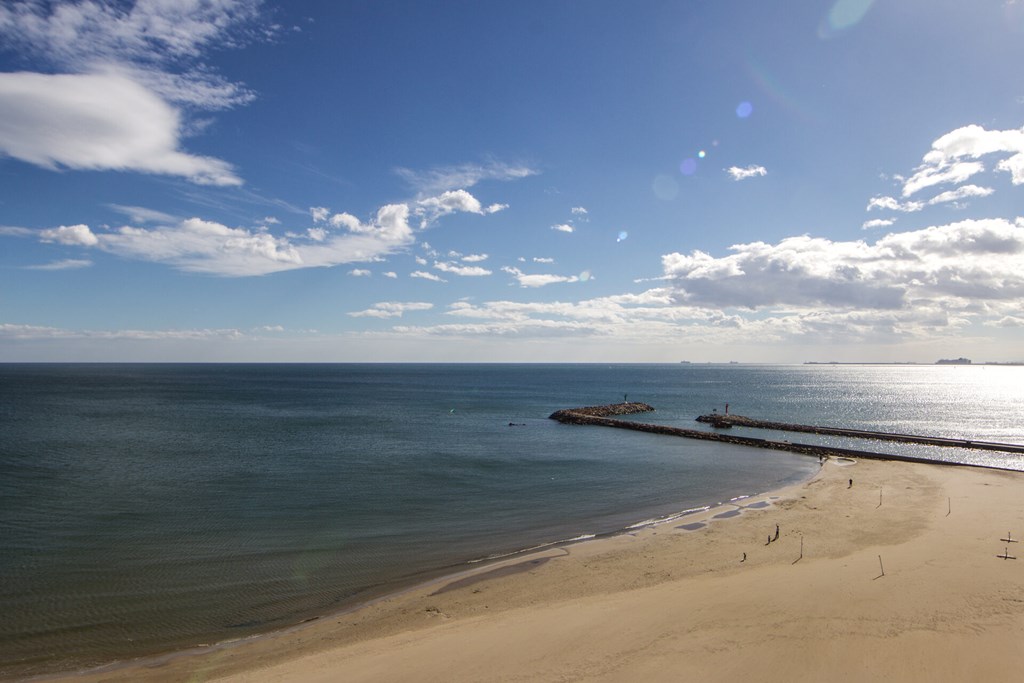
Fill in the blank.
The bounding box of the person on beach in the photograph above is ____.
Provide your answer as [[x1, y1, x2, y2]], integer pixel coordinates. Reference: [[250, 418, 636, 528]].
[[849, 478, 853, 488], [774, 524, 779, 541], [741, 552, 746, 563]]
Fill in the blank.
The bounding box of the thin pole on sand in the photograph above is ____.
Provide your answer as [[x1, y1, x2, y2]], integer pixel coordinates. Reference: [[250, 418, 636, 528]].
[[946, 497, 951, 517], [873, 555, 885, 579]]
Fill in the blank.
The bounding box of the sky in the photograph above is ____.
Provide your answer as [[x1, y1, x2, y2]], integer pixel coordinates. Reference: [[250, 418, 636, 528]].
[[1, 0, 1023, 363]]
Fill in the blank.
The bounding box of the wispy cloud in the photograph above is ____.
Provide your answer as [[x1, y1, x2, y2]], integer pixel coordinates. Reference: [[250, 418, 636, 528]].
[[551, 223, 575, 233], [25, 259, 94, 271], [108, 204, 180, 224], [395, 160, 538, 195], [349, 302, 434, 319]]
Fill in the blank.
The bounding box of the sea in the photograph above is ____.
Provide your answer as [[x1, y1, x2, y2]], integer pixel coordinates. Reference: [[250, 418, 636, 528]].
[[2, 363, 1023, 679]]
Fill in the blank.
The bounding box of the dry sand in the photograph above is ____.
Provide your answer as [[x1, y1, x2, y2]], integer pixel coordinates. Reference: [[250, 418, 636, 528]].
[[53, 458, 1024, 683]]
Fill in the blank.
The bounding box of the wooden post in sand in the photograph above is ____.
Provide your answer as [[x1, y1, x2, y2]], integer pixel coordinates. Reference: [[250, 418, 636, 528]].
[[947, 497, 951, 517], [878, 555, 885, 577]]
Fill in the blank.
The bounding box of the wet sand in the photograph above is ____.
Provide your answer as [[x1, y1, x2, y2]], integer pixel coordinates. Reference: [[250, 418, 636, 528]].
[[46, 458, 1024, 683]]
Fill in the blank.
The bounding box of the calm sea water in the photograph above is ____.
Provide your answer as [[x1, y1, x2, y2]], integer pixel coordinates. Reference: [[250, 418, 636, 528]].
[[2, 363, 1022, 678]]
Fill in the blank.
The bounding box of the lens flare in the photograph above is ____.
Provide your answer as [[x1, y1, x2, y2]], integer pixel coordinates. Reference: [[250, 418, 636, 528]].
[[616, 231, 628, 243], [736, 101, 753, 118], [679, 158, 697, 175], [698, 150, 706, 159], [579, 270, 591, 282]]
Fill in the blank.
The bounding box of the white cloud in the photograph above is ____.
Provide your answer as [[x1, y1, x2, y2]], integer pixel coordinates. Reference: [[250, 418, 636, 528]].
[[461, 253, 489, 262], [866, 196, 923, 213], [383, 271, 398, 279], [862, 218, 894, 230], [726, 165, 767, 181], [25, 258, 93, 271], [48, 203, 414, 276], [551, 224, 575, 233], [901, 124, 1024, 197], [395, 161, 538, 195], [0, 72, 242, 185], [311, 207, 330, 223], [39, 224, 99, 246], [411, 270, 446, 282], [661, 218, 1024, 310], [434, 261, 492, 277], [414, 189, 506, 228], [533, 257, 555, 263], [349, 302, 434, 319], [571, 207, 588, 215], [902, 161, 985, 197], [349, 269, 372, 277], [927, 184, 994, 205], [502, 266, 580, 288], [0, 2, 270, 184], [869, 184, 995, 214]]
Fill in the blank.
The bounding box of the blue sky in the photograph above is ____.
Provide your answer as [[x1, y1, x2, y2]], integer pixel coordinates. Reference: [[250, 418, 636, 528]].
[[1, 0, 1023, 362]]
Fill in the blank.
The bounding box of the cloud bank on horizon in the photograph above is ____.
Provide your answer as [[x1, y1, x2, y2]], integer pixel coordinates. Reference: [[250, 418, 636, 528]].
[[1, 0, 1022, 362]]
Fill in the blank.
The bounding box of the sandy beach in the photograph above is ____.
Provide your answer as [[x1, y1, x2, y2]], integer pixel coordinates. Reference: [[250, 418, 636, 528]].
[[50, 457, 1024, 683]]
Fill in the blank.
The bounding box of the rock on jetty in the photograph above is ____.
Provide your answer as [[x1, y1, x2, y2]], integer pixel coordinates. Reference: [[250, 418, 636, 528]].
[[549, 403, 655, 423]]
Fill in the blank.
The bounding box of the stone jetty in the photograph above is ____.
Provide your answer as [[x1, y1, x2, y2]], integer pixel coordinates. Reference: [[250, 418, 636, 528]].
[[695, 413, 1024, 455], [549, 403, 1010, 467]]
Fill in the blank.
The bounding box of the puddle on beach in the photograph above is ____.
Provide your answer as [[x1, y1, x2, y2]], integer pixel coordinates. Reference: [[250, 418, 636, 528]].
[[713, 509, 742, 519], [743, 501, 771, 509], [677, 522, 707, 531]]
